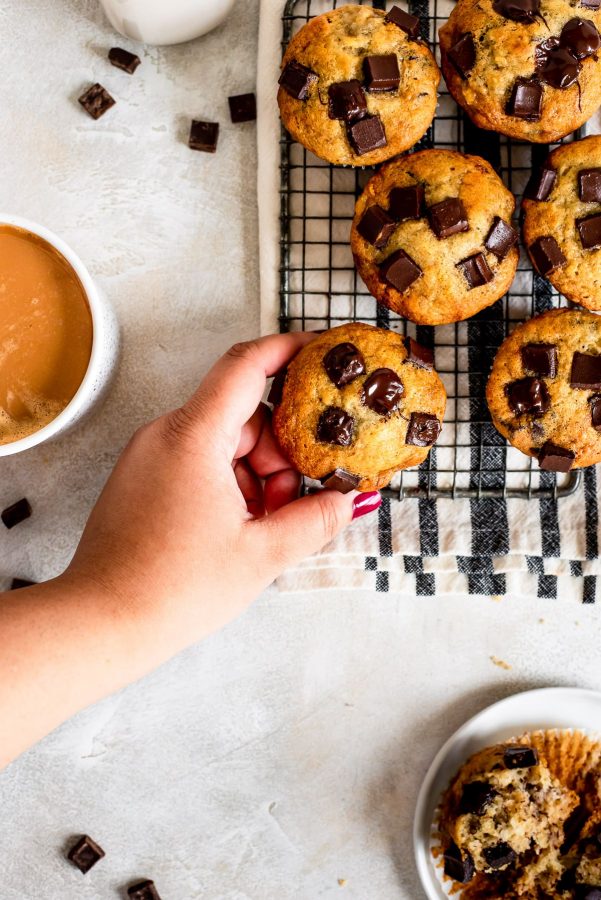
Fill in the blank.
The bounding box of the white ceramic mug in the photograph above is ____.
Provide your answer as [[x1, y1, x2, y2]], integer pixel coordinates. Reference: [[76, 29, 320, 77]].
[[98, 0, 237, 45], [0, 215, 120, 458]]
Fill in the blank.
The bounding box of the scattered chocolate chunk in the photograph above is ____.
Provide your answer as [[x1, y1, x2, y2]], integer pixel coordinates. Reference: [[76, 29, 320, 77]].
[[10, 578, 36, 590], [539, 45, 581, 89], [267, 369, 287, 405], [503, 745, 539, 768], [108, 47, 141, 74], [188, 120, 219, 153], [590, 395, 601, 430], [278, 60, 318, 100], [67, 835, 105, 874], [524, 166, 557, 202], [320, 469, 360, 493], [385, 6, 420, 38], [448, 33, 476, 79], [127, 881, 161, 900], [579, 168, 601, 202], [317, 406, 354, 446], [388, 184, 424, 222], [362, 368, 404, 416], [560, 17, 600, 58], [457, 253, 494, 289], [577, 213, 601, 250], [323, 342, 366, 387], [459, 781, 497, 816], [443, 842, 475, 884], [357, 205, 396, 249], [575, 887, 601, 900], [78, 83, 115, 120], [1, 498, 32, 530], [538, 441, 576, 472], [493, 0, 540, 22], [347, 114, 386, 155], [507, 78, 543, 120], [485, 217, 519, 260], [562, 804, 590, 852], [363, 55, 400, 92], [507, 378, 550, 416], [428, 198, 468, 239], [404, 336, 434, 370], [406, 412, 441, 446], [228, 93, 257, 123], [570, 352, 601, 388], [529, 235, 567, 275], [484, 842, 517, 870], [521, 343, 558, 377], [328, 80, 367, 121], [380, 249, 422, 293]]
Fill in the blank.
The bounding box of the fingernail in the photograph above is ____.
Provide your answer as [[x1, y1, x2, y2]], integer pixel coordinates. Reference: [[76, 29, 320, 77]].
[[352, 491, 382, 520]]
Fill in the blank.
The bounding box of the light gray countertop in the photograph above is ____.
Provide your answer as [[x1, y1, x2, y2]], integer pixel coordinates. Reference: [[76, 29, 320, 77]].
[[1, 3, 600, 899]]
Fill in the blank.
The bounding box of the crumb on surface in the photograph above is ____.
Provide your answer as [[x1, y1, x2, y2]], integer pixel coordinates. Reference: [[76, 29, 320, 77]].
[[338, 878, 347, 887], [490, 655, 511, 670]]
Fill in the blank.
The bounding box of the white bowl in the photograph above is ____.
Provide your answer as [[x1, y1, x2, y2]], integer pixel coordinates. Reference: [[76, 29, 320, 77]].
[[413, 686, 601, 900]]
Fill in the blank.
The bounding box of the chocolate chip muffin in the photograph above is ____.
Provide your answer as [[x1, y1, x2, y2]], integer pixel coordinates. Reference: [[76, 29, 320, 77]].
[[277, 5, 440, 167], [522, 136, 601, 312], [350, 149, 519, 325], [439, 0, 601, 143], [486, 308, 601, 471], [270, 323, 446, 492]]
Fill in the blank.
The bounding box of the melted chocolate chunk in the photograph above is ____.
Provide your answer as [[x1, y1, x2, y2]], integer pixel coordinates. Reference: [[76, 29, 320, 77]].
[[524, 166, 557, 201], [328, 80, 367, 121], [385, 6, 420, 38], [571, 352, 601, 388], [539, 45, 581, 89], [575, 887, 601, 900], [506, 377, 550, 416], [317, 407, 354, 446], [67, 835, 106, 874], [362, 368, 404, 416], [388, 184, 424, 221], [323, 342, 366, 387], [457, 253, 494, 289], [493, 0, 540, 22], [404, 336, 434, 370], [562, 804, 590, 852], [10, 578, 36, 590], [78, 83, 116, 119], [428, 198, 468, 239], [357, 205, 396, 249], [363, 55, 400, 92], [484, 843, 517, 870], [581, 0, 600, 8], [320, 469, 360, 493], [485, 217, 519, 260], [1, 498, 32, 530], [448, 33, 476, 79], [347, 114, 387, 155], [529, 235, 567, 275], [443, 842, 475, 884], [127, 882, 161, 900], [590, 395, 601, 430], [406, 412, 441, 446], [560, 17, 600, 58], [380, 249, 422, 293], [228, 93, 257, 123], [459, 781, 497, 816], [579, 168, 601, 202], [521, 343, 558, 377], [503, 745, 539, 768], [108, 47, 141, 74], [507, 78, 543, 120], [278, 60, 318, 100], [577, 213, 601, 250], [267, 368, 287, 405], [538, 442, 576, 471], [188, 120, 219, 153]]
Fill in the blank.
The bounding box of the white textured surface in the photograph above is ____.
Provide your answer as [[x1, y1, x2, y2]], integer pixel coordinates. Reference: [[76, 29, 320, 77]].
[[1, 3, 601, 900]]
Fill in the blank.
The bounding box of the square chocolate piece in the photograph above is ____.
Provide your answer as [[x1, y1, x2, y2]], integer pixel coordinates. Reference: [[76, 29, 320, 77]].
[[577, 213, 601, 251], [188, 120, 219, 153], [380, 248, 422, 293], [385, 6, 420, 38], [357, 205, 396, 249], [320, 469, 360, 493], [108, 47, 141, 74], [388, 184, 424, 221], [228, 93, 257, 123], [529, 235, 567, 276], [10, 578, 36, 590], [278, 60, 318, 100], [328, 80, 367, 121], [523, 166, 557, 201], [404, 336, 434, 370], [1, 498, 32, 530], [347, 114, 386, 155], [67, 835, 105, 874], [78, 83, 116, 120], [538, 441, 575, 472], [363, 55, 400, 92], [457, 252, 494, 289], [427, 198, 468, 239], [579, 168, 601, 203], [485, 217, 519, 260], [570, 352, 601, 389], [447, 33, 476, 79], [506, 78, 543, 120], [521, 342, 558, 377], [127, 881, 161, 900], [405, 412, 441, 446]]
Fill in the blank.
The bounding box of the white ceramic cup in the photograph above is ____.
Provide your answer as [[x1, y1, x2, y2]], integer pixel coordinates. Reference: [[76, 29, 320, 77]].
[[0, 215, 120, 458], [98, 0, 237, 45]]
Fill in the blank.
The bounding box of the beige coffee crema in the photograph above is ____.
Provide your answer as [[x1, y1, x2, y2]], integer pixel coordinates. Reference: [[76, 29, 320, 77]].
[[0, 225, 93, 445]]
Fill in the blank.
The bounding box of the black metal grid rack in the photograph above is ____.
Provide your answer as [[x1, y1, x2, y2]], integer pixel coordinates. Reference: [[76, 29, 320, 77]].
[[279, 0, 583, 501]]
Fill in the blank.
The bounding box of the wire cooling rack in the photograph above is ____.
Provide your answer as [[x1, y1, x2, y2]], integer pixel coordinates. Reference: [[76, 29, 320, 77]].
[[279, 0, 583, 500]]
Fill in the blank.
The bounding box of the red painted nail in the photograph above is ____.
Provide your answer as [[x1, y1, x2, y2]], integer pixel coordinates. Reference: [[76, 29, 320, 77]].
[[352, 491, 382, 520]]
